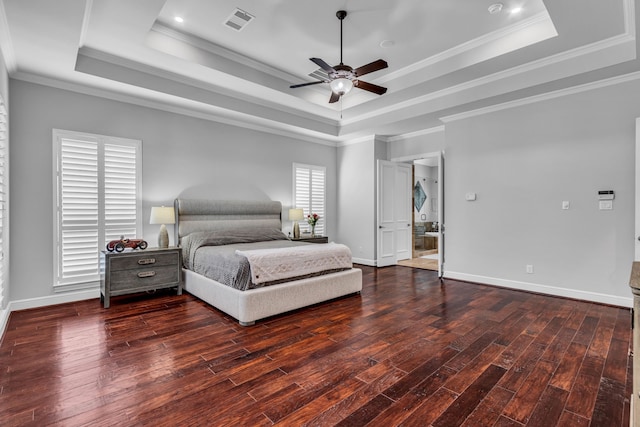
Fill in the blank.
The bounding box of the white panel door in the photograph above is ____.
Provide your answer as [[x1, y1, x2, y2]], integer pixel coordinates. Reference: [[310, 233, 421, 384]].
[[636, 118, 640, 260], [438, 151, 445, 277], [377, 161, 396, 267], [395, 163, 412, 261], [377, 160, 412, 266]]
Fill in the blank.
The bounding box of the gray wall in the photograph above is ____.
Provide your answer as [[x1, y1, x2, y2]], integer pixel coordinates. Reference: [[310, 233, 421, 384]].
[[9, 80, 337, 301], [7, 72, 640, 307], [390, 79, 640, 306], [336, 137, 376, 264], [0, 49, 8, 311]]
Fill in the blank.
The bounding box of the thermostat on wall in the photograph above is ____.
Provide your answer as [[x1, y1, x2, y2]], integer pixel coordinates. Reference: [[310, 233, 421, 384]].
[[598, 190, 614, 200]]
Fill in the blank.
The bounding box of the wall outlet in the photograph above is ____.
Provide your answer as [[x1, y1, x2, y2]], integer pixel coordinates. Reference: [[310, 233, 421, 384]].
[[526, 265, 534, 274], [599, 200, 613, 210]]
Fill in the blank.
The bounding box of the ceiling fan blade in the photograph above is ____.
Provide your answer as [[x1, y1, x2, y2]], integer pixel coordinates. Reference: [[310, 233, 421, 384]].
[[354, 80, 387, 95], [310, 58, 337, 74], [329, 91, 341, 103], [354, 59, 388, 77], [289, 81, 326, 89]]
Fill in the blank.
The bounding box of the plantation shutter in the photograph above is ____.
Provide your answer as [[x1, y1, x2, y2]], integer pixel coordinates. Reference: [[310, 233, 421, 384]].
[[293, 163, 326, 235], [54, 130, 141, 288], [104, 143, 139, 243], [0, 99, 7, 308]]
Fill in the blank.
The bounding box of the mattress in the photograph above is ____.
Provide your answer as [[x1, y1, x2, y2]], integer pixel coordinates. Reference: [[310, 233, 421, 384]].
[[189, 239, 346, 291]]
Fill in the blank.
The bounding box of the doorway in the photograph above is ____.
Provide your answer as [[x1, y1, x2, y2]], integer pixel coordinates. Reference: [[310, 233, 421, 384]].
[[397, 154, 442, 272]]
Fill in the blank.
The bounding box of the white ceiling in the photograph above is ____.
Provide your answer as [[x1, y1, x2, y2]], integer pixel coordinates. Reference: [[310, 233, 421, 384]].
[[0, 0, 637, 144]]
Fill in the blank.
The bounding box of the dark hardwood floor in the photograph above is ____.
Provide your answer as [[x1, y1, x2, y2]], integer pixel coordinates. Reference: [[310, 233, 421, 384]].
[[0, 265, 631, 426]]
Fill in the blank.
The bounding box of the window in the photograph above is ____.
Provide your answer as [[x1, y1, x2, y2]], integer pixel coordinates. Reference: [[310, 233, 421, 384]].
[[53, 130, 142, 289], [0, 97, 7, 308], [293, 163, 326, 235]]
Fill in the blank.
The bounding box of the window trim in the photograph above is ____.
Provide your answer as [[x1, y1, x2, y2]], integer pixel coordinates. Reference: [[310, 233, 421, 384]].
[[52, 129, 142, 291]]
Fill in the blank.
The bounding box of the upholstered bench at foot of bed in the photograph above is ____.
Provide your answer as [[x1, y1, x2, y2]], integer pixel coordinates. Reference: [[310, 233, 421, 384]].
[[183, 267, 362, 326]]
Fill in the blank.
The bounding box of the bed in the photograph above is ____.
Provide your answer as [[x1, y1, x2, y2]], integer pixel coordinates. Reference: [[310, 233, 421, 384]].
[[174, 199, 362, 326]]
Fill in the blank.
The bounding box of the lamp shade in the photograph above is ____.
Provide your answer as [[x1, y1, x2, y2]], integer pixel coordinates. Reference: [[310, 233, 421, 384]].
[[150, 206, 175, 225], [330, 78, 353, 95], [289, 208, 304, 221]]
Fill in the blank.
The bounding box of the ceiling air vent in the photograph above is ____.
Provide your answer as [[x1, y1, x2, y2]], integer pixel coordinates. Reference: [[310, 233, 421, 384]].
[[223, 8, 254, 31]]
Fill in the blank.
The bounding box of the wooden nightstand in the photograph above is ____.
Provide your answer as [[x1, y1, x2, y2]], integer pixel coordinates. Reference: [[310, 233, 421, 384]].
[[292, 236, 329, 244], [100, 247, 182, 308]]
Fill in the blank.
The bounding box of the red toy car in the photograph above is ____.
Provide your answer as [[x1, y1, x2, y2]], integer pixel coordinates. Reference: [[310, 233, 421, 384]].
[[106, 236, 148, 252]]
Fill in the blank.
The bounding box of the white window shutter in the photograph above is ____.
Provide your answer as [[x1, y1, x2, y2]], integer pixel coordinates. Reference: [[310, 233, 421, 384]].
[[57, 138, 99, 285], [104, 143, 139, 243], [293, 163, 326, 235], [311, 168, 325, 235], [54, 130, 141, 288]]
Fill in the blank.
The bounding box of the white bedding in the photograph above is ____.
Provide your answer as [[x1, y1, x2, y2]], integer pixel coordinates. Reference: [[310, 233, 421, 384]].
[[236, 243, 352, 285]]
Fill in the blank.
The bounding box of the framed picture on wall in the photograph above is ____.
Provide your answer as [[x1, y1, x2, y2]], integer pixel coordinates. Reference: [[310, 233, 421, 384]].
[[414, 181, 426, 211]]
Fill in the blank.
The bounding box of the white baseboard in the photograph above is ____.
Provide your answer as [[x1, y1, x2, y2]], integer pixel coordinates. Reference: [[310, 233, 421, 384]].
[[8, 288, 100, 312], [352, 257, 376, 266], [445, 271, 633, 308], [0, 307, 10, 341]]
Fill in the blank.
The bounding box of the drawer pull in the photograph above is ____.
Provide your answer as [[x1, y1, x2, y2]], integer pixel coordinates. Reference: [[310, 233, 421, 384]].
[[138, 258, 156, 265], [137, 271, 156, 278]]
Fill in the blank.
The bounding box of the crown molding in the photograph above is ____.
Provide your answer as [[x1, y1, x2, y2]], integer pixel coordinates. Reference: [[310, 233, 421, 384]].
[[78, 0, 93, 48], [336, 134, 376, 147], [381, 126, 445, 143], [378, 11, 554, 85], [12, 71, 343, 147], [150, 22, 303, 86], [78, 46, 339, 127], [440, 70, 640, 123], [0, 0, 17, 74], [342, 25, 636, 128]]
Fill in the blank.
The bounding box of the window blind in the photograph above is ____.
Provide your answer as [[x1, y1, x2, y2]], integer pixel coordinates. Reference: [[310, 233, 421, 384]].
[[293, 163, 326, 235], [0, 99, 7, 307], [54, 130, 141, 288]]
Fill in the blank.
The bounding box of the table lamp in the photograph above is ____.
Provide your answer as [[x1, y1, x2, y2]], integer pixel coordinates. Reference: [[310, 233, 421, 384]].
[[289, 208, 304, 239], [150, 206, 175, 248]]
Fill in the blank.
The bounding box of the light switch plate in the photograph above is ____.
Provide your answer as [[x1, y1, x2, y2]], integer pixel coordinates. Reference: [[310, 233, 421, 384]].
[[562, 201, 570, 210]]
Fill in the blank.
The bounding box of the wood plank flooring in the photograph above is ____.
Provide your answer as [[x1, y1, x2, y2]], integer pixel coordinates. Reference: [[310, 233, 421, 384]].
[[0, 265, 631, 426], [397, 257, 438, 271]]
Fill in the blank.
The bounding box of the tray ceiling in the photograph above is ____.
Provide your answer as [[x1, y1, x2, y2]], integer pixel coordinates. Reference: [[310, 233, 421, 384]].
[[0, 0, 636, 144]]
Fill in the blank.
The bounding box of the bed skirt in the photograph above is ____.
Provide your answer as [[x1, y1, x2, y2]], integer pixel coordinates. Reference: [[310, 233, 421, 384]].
[[183, 267, 363, 326]]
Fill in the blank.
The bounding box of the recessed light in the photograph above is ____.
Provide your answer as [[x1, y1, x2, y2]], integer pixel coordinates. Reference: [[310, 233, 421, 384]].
[[380, 40, 395, 48], [510, 7, 523, 14], [174, 16, 184, 23], [488, 3, 503, 14]]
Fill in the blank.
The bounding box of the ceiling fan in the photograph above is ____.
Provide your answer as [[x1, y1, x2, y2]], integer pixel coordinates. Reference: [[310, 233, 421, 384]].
[[289, 10, 388, 104]]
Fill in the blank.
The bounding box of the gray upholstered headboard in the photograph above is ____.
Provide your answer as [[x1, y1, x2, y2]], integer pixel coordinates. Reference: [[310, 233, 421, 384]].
[[174, 199, 282, 245]]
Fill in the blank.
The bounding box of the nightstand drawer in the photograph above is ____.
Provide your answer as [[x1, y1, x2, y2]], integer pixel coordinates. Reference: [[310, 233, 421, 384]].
[[109, 252, 179, 271], [109, 265, 180, 291]]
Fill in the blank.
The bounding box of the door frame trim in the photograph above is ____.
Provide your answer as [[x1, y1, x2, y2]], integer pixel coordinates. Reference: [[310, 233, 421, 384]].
[[390, 151, 444, 276]]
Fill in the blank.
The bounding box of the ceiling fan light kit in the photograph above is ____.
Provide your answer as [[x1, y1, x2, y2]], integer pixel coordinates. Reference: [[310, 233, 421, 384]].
[[330, 78, 353, 95], [289, 10, 388, 104]]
